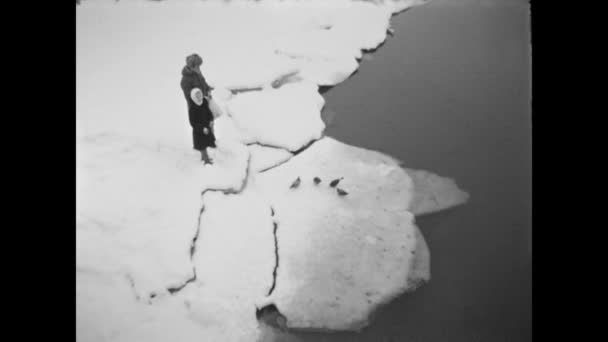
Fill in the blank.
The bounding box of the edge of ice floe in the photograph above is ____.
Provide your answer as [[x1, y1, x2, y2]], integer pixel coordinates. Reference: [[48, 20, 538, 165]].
[[369, 152, 470, 215], [403, 167, 470, 216], [351, 225, 431, 332], [165, 205, 206, 296]]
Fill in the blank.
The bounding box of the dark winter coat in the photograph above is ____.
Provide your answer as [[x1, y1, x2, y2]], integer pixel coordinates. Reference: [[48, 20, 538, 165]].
[[180, 66, 215, 150]]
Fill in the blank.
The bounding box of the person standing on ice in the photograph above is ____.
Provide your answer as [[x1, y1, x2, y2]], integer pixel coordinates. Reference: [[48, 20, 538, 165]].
[[180, 53, 216, 163]]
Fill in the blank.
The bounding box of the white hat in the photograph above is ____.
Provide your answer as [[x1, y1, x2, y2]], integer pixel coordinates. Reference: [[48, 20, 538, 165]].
[[190, 88, 204, 106]]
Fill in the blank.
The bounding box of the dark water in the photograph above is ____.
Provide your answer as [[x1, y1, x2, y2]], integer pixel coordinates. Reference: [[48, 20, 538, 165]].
[[273, 1, 531, 341]]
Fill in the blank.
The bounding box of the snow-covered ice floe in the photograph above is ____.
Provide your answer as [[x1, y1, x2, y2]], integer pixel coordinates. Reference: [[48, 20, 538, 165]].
[[77, 0, 467, 341], [225, 81, 326, 152], [77, 134, 203, 298], [248, 144, 294, 173], [252, 137, 460, 330]]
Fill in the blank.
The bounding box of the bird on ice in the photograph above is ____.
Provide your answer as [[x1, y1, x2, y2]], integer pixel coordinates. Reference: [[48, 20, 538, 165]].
[[329, 177, 343, 188], [289, 177, 301, 189]]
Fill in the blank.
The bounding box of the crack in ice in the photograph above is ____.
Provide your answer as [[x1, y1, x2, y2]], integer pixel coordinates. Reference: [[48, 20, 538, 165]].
[[267, 206, 279, 296], [165, 154, 254, 296], [166, 206, 204, 295]]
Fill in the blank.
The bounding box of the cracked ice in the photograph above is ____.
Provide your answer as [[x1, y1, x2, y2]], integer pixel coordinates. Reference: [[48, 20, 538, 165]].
[[76, 0, 467, 341]]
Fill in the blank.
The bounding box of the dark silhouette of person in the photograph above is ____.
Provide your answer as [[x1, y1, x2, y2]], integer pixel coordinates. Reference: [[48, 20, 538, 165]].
[[180, 53, 216, 163]]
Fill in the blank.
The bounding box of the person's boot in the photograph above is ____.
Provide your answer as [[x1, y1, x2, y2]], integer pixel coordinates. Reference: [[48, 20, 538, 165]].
[[201, 149, 212, 164]]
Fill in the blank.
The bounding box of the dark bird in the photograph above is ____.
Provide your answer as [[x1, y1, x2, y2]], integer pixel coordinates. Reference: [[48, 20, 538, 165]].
[[289, 177, 301, 189], [329, 177, 343, 188], [336, 188, 348, 196], [313, 177, 321, 185]]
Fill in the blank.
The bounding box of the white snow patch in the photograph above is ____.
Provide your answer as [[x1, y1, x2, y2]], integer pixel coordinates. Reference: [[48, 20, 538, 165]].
[[212, 115, 250, 145], [77, 135, 203, 298], [203, 141, 250, 193], [76, 272, 152, 342], [193, 190, 275, 297], [226, 81, 326, 151], [260, 185, 420, 331], [208, 87, 233, 118], [248, 144, 294, 173], [187, 188, 277, 340]]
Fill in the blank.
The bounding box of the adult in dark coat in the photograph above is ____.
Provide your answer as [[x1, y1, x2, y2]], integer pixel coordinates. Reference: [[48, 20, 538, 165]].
[[180, 53, 216, 163]]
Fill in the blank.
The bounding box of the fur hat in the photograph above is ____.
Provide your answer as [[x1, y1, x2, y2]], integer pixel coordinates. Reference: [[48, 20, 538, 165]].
[[186, 54, 203, 69]]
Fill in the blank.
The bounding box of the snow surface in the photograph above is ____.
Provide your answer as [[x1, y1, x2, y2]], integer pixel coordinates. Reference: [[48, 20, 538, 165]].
[[248, 144, 294, 173], [408, 225, 431, 290], [260, 185, 421, 331], [225, 80, 326, 151], [76, 0, 466, 341], [77, 0, 408, 145], [252, 137, 432, 330], [77, 134, 203, 298]]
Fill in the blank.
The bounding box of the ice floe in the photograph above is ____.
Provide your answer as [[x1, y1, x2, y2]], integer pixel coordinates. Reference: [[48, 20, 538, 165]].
[[258, 185, 422, 331], [226, 81, 326, 151], [77, 134, 203, 298], [405, 167, 471, 215], [250, 137, 461, 331]]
